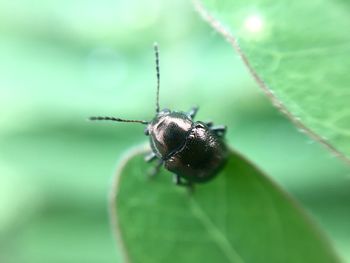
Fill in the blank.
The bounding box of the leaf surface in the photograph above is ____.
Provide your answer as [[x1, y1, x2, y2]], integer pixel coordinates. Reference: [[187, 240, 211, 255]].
[[111, 147, 339, 263], [194, 0, 350, 161]]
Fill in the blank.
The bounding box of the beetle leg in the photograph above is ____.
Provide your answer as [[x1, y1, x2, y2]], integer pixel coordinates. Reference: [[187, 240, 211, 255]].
[[187, 106, 199, 119], [149, 159, 163, 177], [144, 151, 157, 162], [211, 125, 227, 137], [204, 121, 213, 128], [172, 174, 194, 191], [145, 152, 164, 177]]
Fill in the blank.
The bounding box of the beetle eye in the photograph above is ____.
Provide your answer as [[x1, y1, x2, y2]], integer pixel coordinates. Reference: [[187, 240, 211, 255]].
[[159, 108, 170, 116], [195, 123, 205, 129], [144, 127, 150, 135]]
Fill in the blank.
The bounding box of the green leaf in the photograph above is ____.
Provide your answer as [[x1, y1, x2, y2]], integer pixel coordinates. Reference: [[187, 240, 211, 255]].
[[193, 0, 350, 161], [111, 146, 340, 263]]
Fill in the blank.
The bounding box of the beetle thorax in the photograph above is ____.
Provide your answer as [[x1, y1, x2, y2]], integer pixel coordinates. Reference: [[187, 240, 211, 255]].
[[148, 110, 193, 159]]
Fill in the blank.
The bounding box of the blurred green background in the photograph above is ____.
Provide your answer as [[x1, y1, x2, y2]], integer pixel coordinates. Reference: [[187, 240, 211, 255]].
[[1, 0, 350, 262]]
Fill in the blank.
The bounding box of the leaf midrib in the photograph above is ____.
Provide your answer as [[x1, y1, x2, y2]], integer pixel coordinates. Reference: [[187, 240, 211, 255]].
[[189, 198, 245, 263]]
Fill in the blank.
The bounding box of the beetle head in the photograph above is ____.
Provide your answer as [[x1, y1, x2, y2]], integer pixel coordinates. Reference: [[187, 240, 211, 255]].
[[147, 110, 192, 159]]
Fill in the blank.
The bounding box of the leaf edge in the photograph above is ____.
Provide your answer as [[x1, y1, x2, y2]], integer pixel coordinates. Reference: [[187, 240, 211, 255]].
[[192, 0, 350, 164], [109, 144, 342, 263]]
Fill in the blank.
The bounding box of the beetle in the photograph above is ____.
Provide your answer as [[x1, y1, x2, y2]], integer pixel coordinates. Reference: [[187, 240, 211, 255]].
[[90, 43, 228, 187]]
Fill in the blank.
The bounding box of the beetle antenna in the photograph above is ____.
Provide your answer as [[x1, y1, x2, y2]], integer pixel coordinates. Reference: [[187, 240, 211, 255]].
[[154, 42, 160, 113], [89, 116, 148, 124]]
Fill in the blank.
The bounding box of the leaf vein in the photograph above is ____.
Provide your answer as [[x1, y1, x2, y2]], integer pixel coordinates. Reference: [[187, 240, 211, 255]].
[[189, 198, 245, 263]]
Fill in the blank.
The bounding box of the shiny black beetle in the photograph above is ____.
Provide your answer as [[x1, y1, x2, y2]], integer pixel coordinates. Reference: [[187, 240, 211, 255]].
[[90, 43, 228, 186]]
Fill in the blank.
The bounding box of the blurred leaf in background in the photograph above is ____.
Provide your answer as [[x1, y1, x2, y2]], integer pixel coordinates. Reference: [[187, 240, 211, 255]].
[[0, 0, 350, 262], [197, 0, 350, 160]]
